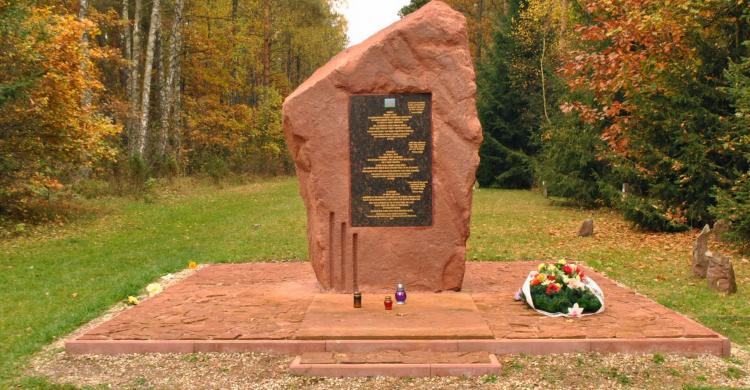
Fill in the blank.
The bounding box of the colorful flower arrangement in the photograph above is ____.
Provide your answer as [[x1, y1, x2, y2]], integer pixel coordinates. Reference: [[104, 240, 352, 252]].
[[515, 260, 604, 317]]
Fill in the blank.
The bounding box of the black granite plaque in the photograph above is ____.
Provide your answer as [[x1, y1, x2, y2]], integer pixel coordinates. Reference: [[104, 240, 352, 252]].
[[349, 94, 432, 227]]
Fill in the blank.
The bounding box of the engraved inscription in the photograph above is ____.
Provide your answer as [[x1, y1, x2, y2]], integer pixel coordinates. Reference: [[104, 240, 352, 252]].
[[362, 190, 422, 219], [367, 111, 414, 140], [363, 150, 419, 180], [350, 94, 432, 227]]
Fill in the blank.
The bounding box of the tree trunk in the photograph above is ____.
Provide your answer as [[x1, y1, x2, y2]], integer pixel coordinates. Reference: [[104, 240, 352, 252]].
[[229, 0, 239, 104], [262, 0, 271, 89], [540, 34, 551, 125], [122, 0, 132, 101], [157, 28, 167, 158], [158, 0, 184, 160], [79, 0, 91, 107], [129, 0, 143, 156], [475, 0, 484, 61], [134, 0, 161, 158]]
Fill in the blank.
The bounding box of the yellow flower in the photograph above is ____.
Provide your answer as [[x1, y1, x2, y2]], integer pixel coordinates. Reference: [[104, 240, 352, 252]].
[[188, 261, 198, 270], [538, 263, 546, 271], [557, 259, 567, 265], [535, 274, 547, 282], [127, 296, 140, 305]]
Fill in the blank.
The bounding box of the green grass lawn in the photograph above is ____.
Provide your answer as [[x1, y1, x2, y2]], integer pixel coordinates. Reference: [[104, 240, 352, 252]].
[[1, 177, 748, 385]]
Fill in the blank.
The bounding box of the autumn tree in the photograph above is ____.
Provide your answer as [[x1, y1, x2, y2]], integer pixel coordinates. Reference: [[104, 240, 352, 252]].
[[180, 0, 346, 175], [549, 0, 750, 229], [0, 3, 119, 219]]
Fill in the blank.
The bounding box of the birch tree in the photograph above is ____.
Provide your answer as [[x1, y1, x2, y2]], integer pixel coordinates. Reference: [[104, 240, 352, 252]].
[[129, 0, 143, 155], [134, 0, 161, 157], [157, 0, 185, 159]]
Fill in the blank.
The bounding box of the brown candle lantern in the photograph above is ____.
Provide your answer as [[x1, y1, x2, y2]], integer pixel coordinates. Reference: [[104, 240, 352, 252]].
[[353, 292, 362, 308]]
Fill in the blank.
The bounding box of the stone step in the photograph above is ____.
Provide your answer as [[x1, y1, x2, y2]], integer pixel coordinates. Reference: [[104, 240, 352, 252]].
[[288, 351, 501, 377]]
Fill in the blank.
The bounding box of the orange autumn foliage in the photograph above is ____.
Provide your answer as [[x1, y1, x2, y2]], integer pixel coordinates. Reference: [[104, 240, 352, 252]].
[[0, 6, 119, 219], [559, 0, 701, 155]]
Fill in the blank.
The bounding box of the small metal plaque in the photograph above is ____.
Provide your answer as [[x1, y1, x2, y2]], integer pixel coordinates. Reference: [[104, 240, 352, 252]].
[[349, 94, 432, 227]]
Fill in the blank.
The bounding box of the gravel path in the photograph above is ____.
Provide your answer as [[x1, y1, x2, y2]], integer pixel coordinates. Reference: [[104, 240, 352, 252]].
[[25, 346, 750, 389]]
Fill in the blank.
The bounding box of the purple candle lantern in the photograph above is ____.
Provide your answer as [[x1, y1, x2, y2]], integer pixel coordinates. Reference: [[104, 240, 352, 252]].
[[395, 283, 407, 304]]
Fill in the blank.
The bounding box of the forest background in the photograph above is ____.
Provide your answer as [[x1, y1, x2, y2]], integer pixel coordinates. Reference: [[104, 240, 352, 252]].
[[2, 0, 750, 241]]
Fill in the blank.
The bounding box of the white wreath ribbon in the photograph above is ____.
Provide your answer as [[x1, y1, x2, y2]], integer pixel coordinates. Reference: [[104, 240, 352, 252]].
[[520, 271, 605, 317]]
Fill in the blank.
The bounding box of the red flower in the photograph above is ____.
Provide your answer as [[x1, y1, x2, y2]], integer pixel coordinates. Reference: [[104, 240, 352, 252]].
[[563, 265, 573, 274], [547, 275, 556, 281], [546, 284, 561, 295], [531, 278, 541, 286]]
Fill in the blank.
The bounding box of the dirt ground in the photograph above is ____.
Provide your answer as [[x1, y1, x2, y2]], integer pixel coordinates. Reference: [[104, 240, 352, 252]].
[[23, 345, 750, 389]]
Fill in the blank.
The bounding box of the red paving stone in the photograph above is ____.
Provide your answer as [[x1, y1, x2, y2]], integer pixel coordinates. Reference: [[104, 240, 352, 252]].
[[70, 261, 728, 356], [79, 263, 318, 341], [463, 262, 719, 340]]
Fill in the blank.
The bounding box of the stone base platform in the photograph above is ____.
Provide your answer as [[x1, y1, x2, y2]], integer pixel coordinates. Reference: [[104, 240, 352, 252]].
[[66, 262, 731, 360], [289, 351, 502, 377], [295, 293, 494, 340]]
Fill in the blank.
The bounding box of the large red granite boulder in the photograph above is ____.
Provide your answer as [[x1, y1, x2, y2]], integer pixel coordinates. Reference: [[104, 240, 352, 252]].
[[282, 1, 482, 292]]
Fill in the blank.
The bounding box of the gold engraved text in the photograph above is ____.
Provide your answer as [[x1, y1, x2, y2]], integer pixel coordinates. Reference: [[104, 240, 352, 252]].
[[362, 150, 419, 180], [408, 101, 426, 114], [367, 111, 414, 140], [408, 141, 426, 154], [362, 190, 422, 219], [407, 180, 428, 194]]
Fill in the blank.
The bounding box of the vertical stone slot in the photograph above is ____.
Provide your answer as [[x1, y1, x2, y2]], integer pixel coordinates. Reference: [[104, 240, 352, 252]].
[[352, 233, 358, 292], [340, 222, 346, 291], [328, 211, 334, 289]]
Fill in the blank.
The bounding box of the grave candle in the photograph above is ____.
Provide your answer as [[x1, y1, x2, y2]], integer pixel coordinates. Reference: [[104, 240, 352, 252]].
[[395, 283, 407, 304], [384, 296, 393, 310], [353, 292, 362, 308]]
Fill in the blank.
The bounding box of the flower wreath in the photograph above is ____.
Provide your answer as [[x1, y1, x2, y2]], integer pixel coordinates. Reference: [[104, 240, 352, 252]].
[[515, 260, 605, 318]]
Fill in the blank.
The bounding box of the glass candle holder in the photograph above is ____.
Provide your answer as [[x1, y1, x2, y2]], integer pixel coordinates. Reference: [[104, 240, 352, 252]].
[[384, 296, 393, 310], [395, 283, 407, 304], [353, 292, 362, 308]]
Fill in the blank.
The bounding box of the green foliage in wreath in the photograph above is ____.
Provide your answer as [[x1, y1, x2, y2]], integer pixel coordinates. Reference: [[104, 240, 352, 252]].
[[525, 284, 602, 314]]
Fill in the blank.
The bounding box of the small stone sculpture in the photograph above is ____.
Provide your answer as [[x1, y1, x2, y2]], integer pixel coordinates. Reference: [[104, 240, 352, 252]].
[[705, 251, 737, 294], [692, 225, 711, 278], [577, 219, 594, 237]]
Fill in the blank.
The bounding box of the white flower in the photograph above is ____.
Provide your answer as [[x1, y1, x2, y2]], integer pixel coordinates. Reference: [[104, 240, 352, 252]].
[[146, 283, 163, 297], [567, 303, 584, 318], [567, 279, 585, 290]]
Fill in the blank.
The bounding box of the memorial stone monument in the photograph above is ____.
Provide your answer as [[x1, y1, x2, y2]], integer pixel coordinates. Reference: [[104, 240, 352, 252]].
[[282, 1, 482, 292]]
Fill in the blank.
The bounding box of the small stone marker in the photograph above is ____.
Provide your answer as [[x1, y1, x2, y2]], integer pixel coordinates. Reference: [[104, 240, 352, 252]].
[[705, 251, 737, 294], [692, 224, 711, 278], [577, 219, 594, 237], [282, 1, 481, 292], [713, 219, 730, 241]]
